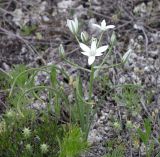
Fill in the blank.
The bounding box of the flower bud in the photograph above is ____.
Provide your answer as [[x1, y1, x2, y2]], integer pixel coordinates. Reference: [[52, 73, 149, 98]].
[[111, 31, 116, 45], [67, 17, 79, 35], [122, 49, 132, 63], [22, 127, 31, 138], [40, 143, 49, 154], [58, 44, 65, 58], [81, 31, 89, 43]]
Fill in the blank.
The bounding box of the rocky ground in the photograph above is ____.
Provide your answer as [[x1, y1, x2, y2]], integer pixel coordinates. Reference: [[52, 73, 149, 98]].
[[0, 0, 160, 156]]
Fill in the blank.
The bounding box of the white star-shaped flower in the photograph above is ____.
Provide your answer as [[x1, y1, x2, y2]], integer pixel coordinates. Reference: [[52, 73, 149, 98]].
[[93, 19, 115, 32], [79, 39, 109, 65]]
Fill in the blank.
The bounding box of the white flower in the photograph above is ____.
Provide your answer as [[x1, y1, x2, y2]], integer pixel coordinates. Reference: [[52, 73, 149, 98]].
[[67, 17, 78, 35], [79, 39, 108, 65], [93, 19, 115, 31]]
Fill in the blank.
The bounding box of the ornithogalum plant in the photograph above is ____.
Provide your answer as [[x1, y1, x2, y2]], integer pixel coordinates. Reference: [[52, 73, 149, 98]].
[[65, 18, 118, 139]]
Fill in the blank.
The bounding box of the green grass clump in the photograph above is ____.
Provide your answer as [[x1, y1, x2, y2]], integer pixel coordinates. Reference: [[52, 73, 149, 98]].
[[114, 85, 141, 116], [0, 110, 64, 157], [0, 64, 90, 157], [59, 126, 88, 157]]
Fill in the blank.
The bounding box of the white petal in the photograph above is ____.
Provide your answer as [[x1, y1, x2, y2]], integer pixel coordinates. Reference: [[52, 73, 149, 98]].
[[81, 51, 90, 56], [79, 43, 90, 52], [95, 52, 103, 56], [101, 20, 106, 28], [91, 39, 97, 53], [105, 25, 115, 30], [96, 45, 108, 55], [67, 20, 74, 33], [88, 56, 95, 65], [71, 21, 76, 34], [74, 17, 78, 32], [92, 24, 102, 30]]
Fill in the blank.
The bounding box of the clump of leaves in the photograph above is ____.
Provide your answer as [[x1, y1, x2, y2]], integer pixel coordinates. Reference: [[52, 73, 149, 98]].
[[0, 110, 65, 157], [21, 25, 37, 36], [105, 138, 125, 153], [137, 119, 152, 145], [59, 126, 88, 157], [103, 146, 125, 157], [137, 119, 154, 157], [114, 85, 141, 116]]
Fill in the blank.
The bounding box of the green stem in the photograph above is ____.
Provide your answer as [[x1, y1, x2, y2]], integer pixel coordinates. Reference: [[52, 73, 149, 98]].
[[97, 31, 104, 47], [89, 65, 94, 101], [75, 35, 80, 44], [9, 65, 69, 97], [63, 58, 91, 72], [0, 68, 12, 78]]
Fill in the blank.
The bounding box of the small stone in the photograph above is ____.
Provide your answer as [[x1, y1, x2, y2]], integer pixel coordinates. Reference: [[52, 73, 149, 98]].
[[119, 76, 126, 83], [149, 50, 158, 58], [42, 15, 50, 22], [138, 35, 144, 41], [144, 66, 150, 72], [88, 129, 102, 145], [100, 115, 106, 120]]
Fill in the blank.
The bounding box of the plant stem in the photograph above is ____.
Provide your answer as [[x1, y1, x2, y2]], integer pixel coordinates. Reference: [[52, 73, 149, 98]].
[[75, 35, 80, 44], [63, 58, 91, 72], [97, 31, 104, 47], [89, 65, 94, 101]]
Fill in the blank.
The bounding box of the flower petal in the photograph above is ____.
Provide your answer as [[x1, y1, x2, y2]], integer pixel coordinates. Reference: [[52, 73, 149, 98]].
[[67, 20, 73, 32], [95, 52, 103, 56], [88, 56, 95, 65], [74, 17, 78, 33], [96, 45, 108, 55], [105, 25, 115, 30], [101, 20, 106, 28], [81, 51, 90, 56], [79, 43, 90, 52], [91, 39, 97, 53], [92, 24, 102, 30]]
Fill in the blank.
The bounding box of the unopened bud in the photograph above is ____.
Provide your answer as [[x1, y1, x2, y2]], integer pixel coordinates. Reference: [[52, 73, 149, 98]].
[[81, 31, 89, 43], [122, 49, 132, 63], [67, 17, 79, 35], [58, 44, 65, 58], [111, 31, 116, 45]]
